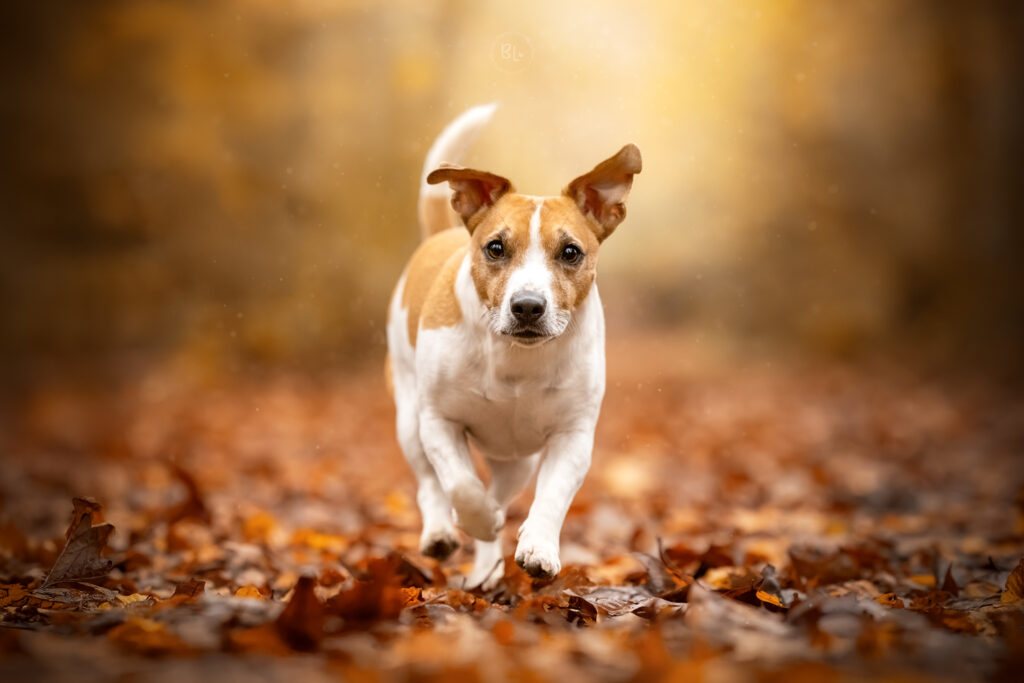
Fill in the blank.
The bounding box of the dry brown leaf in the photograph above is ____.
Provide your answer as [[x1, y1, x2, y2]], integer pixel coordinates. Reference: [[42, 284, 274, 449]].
[[274, 574, 324, 651], [166, 464, 211, 526], [1001, 557, 1024, 603], [941, 564, 959, 596], [41, 498, 114, 588], [160, 578, 205, 608]]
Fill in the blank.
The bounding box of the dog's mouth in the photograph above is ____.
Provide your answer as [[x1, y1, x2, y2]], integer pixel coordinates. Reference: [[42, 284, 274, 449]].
[[505, 326, 551, 345]]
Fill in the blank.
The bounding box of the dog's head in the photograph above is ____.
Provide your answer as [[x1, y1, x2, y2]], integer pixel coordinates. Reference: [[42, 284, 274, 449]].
[[427, 145, 641, 347]]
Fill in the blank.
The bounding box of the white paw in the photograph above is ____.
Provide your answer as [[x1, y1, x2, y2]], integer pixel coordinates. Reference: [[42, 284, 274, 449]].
[[450, 481, 504, 541], [419, 529, 459, 560], [514, 530, 561, 579]]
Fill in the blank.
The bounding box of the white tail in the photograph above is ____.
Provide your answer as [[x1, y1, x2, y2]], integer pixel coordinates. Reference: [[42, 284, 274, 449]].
[[418, 103, 498, 240]]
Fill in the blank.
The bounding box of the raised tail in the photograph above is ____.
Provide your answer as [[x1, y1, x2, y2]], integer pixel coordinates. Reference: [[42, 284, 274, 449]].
[[418, 103, 497, 240]]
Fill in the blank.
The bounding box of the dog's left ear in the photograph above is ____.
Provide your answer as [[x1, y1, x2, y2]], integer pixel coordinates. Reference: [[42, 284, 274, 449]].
[[564, 144, 642, 241], [426, 164, 513, 232]]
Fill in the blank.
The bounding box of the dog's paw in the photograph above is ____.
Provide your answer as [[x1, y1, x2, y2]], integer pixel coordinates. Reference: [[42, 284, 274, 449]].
[[514, 531, 561, 579], [419, 530, 459, 560], [450, 481, 504, 541]]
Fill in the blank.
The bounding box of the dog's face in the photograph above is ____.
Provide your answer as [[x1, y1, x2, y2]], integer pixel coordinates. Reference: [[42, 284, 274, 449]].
[[427, 145, 641, 346], [466, 194, 600, 345]]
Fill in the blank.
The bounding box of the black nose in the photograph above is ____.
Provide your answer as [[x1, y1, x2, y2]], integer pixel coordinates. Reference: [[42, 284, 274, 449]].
[[510, 291, 546, 323]]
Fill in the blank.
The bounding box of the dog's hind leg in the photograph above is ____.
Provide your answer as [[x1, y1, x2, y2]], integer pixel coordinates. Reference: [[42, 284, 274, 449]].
[[464, 453, 540, 590], [395, 396, 459, 560]]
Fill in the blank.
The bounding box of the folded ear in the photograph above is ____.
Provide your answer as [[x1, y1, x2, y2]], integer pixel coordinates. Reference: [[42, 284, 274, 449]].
[[426, 164, 513, 231], [563, 144, 642, 241]]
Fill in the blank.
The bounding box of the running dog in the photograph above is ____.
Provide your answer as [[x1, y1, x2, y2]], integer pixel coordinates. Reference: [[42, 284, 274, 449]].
[[386, 104, 641, 588]]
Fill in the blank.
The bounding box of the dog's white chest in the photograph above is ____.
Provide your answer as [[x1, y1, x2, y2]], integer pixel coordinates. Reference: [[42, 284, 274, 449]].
[[460, 378, 575, 458], [416, 285, 606, 460]]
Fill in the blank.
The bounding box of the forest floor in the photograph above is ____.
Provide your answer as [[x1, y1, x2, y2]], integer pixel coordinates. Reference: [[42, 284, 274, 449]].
[[1, 332, 1022, 682]]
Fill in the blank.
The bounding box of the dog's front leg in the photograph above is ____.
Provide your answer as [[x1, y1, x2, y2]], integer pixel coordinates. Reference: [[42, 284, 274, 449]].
[[515, 429, 594, 578], [419, 410, 504, 541]]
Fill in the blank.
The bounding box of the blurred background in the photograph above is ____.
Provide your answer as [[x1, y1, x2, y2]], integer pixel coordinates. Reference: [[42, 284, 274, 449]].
[[2, 0, 1022, 382]]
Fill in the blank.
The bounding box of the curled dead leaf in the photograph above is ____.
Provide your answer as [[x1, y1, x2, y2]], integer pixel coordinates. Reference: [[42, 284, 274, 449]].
[[41, 498, 114, 588]]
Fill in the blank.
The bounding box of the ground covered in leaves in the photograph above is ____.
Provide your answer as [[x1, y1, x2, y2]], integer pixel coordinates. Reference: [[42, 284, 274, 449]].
[[1, 334, 1023, 681]]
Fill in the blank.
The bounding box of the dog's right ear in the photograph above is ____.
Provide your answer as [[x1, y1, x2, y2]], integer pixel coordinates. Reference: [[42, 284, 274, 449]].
[[426, 164, 513, 231]]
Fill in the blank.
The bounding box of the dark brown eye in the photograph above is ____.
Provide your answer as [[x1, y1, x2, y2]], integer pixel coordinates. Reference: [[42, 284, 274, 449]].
[[561, 244, 583, 264], [485, 240, 505, 260]]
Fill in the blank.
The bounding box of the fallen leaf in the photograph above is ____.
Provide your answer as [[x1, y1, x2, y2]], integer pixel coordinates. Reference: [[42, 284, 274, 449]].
[[1001, 557, 1024, 603], [275, 574, 324, 651], [161, 578, 205, 607], [41, 498, 114, 588], [755, 589, 784, 608], [875, 592, 904, 609], [942, 564, 959, 596], [166, 464, 211, 526]]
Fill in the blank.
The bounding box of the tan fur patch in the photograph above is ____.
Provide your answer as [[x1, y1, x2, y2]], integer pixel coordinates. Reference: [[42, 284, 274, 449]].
[[400, 228, 470, 347], [539, 196, 601, 311], [421, 244, 468, 337]]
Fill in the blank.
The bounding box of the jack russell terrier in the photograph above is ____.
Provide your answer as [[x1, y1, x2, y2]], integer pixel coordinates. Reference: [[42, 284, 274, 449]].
[[386, 104, 641, 589]]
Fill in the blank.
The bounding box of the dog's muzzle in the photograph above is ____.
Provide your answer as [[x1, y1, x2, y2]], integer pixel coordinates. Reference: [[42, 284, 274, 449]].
[[505, 291, 552, 343]]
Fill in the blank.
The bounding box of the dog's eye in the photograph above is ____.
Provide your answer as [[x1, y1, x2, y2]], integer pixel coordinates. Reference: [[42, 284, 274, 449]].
[[560, 244, 583, 265], [485, 240, 505, 260]]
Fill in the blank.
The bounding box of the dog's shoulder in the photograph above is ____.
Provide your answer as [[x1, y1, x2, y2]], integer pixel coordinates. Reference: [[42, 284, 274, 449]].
[[400, 227, 469, 347]]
